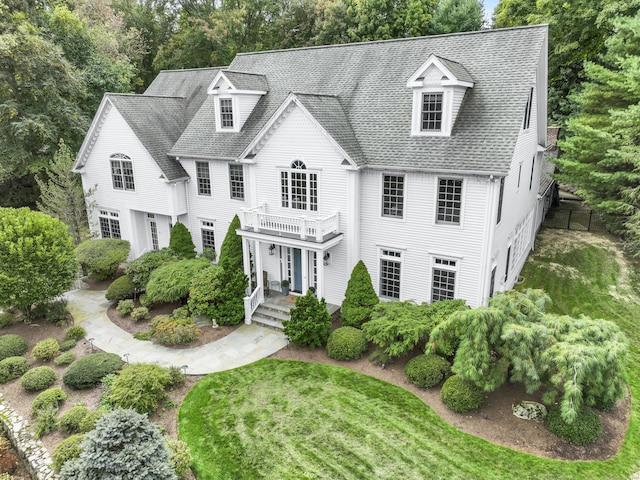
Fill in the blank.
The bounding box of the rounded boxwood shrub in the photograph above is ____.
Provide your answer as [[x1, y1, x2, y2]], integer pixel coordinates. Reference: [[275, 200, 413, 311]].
[[326, 327, 368, 361], [0, 356, 30, 383], [547, 406, 602, 445], [405, 354, 452, 388], [440, 375, 484, 414], [64, 326, 86, 342], [116, 299, 135, 317], [59, 339, 77, 352], [166, 438, 193, 479], [59, 405, 91, 434], [32, 338, 60, 362], [105, 275, 136, 302], [131, 307, 149, 322], [54, 351, 75, 366], [63, 353, 124, 390], [31, 387, 67, 417], [53, 434, 84, 472], [21, 366, 57, 392], [108, 363, 172, 414], [75, 238, 130, 281], [0, 334, 28, 361], [0, 312, 14, 329]]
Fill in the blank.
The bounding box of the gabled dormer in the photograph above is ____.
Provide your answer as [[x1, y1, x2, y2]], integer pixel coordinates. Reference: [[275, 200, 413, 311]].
[[207, 70, 268, 133], [407, 54, 474, 137]]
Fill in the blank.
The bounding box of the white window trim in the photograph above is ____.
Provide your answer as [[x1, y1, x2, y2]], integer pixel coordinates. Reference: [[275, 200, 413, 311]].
[[229, 163, 245, 200], [380, 172, 406, 220], [98, 208, 121, 239], [109, 154, 135, 192], [279, 161, 319, 212], [214, 95, 240, 133], [434, 176, 464, 227], [196, 161, 211, 196], [431, 256, 458, 303], [411, 88, 453, 136], [379, 247, 403, 300], [199, 219, 217, 258]]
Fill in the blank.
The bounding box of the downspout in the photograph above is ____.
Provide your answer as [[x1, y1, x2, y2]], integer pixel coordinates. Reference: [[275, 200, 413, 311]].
[[479, 175, 498, 306]]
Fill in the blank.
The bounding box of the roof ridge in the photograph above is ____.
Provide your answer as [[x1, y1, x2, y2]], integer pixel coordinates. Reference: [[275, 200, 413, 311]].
[[235, 24, 549, 58], [109, 93, 186, 100], [157, 66, 225, 73]]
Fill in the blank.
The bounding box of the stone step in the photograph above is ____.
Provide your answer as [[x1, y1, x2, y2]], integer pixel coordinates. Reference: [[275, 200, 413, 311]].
[[254, 306, 290, 322], [252, 315, 284, 331]]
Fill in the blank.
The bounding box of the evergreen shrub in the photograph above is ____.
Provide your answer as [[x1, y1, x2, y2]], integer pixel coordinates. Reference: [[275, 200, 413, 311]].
[[75, 239, 130, 280], [139, 294, 152, 308], [341, 260, 379, 327], [105, 276, 136, 302], [59, 405, 91, 434], [125, 248, 177, 290], [0, 356, 30, 383], [0, 334, 28, 360], [59, 340, 77, 352], [0, 312, 14, 329], [54, 352, 75, 366], [21, 366, 57, 391], [405, 354, 452, 388], [166, 438, 193, 479], [32, 338, 60, 362], [64, 326, 86, 342], [169, 222, 196, 259], [440, 375, 484, 413], [108, 363, 172, 414], [78, 409, 107, 433], [63, 353, 124, 390], [146, 258, 210, 304], [116, 299, 135, 316], [151, 315, 200, 346], [31, 388, 67, 417], [326, 327, 368, 360], [53, 434, 84, 472], [547, 406, 602, 445], [283, 291, 332, 348], [31, 298, 69, 324], [34, 405, 58, 437], [131, 307, 149, 322]]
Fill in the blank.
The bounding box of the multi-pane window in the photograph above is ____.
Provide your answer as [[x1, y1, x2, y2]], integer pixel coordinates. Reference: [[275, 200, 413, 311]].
[[98, 210, 121, 239], [497, 177, 505, 224], [523, 87, 534, 130], [147, 213, 159, 250], [110, 154, 135, 191], [421, 93, 443, 131], [382, 174, 404, 218], [489, 266, 497, 298], [380, 249, 401, 299], [229, 164, 244, 200], [201, 220, 215, 251], [220, 98, 233, 128], [196, 162, 211, 196], [437, 178, 462, 224], [280, 161, 317, 211], [432, 258, 456, 302]]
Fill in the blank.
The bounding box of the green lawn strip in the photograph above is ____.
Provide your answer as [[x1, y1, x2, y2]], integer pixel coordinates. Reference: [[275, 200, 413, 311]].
[[180, 358, 634, 479]]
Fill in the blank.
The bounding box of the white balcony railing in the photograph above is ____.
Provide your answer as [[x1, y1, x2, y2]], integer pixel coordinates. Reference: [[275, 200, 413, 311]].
[[240, 204, 340, 242]]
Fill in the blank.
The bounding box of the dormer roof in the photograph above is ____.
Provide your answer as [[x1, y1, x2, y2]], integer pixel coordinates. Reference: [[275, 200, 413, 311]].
[[208, 70, 268, 94], [406, 54, 474, 88]]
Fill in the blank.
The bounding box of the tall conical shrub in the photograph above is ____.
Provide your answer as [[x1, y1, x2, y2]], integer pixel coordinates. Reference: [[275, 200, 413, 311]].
[[341, 260, 379, 327], [169, 222, 196, 259]]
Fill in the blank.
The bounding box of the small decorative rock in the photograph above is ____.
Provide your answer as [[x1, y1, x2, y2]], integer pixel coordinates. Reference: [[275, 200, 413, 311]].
[[512, 401, 548, 421]]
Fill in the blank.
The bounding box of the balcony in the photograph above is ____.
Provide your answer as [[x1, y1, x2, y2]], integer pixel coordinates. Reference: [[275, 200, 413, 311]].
[[240, 204, 340, 242]]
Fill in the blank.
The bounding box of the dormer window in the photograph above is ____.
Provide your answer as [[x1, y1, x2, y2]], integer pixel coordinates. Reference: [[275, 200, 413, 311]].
[[220, 98, 234, 128], [422, 93, 443, 132], [407, 55, 474, 137]]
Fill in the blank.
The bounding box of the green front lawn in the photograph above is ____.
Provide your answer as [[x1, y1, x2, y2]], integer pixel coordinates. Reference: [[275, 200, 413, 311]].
[[179, 230, 640, 479]]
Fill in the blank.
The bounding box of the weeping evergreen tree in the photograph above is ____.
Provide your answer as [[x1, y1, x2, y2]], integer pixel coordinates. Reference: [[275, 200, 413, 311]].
[[341, 260, 379, 327], [207, 215, 247, 325], [428, 289, 628, 423]]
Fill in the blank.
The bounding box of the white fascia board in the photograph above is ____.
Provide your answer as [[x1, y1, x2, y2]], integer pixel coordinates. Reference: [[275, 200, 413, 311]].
[[73, 95, 113, 172], [407, 54, 472, 88], [207, 71, 232, 94]]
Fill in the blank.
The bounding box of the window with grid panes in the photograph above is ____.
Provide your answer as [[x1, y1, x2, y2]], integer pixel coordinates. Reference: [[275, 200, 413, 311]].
[[110, 154, 135, 191], [497, 177, 505, 224], [421, 93, 443, 131], [437, 178, 462, 224], [280, 161, 317, 211], [432, 258, 456, 302], [382, 175, 404, 218], [229, 164, 244, 199], [201, 221, 215, 251], [380, 249, 401, 299], [220, 98, 233, 128], [98, 210, 121, 239], [196, 162, 211, 196]]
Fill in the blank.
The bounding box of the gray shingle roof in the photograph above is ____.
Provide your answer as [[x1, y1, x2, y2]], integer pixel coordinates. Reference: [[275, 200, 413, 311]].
[[222, 71, 269, 92], [171, 25, 547, 174], [437, 57, 474, 84], [539, 154, 555, 196]]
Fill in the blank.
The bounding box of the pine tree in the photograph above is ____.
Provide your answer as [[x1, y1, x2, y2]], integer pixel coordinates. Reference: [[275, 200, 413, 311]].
[[341, 260, 379, 327], [169, 222, 196, 259]]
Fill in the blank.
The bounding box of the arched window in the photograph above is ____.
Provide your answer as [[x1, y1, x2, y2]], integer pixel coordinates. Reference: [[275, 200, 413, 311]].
[[110, 154, 135, 191], [280, 161, 317, 211]]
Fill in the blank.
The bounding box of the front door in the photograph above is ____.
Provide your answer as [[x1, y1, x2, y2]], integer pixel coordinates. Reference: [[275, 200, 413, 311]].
[[286, 247, 303, 293]]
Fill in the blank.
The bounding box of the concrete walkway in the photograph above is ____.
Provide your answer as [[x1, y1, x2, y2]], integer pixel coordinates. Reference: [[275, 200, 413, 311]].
[[64, 289, 288, 375]]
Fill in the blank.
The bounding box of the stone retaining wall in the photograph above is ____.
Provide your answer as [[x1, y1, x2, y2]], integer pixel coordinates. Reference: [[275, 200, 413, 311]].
[[0, 394, 59, 480]]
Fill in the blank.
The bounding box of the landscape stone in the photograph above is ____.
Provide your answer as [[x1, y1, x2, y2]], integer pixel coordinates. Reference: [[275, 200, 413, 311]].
[[512, 401, 548, 421]]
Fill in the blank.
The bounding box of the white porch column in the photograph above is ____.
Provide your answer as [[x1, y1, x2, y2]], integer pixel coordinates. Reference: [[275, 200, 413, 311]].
[[254, 240, 264, 303], [346, 169, 360, 272], [242, 237, 252, 296], [301, 247, 309, 295], [316, 251, 324, 299]]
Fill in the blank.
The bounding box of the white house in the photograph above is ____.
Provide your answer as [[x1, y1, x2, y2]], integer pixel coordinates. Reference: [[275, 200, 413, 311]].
[[74, 25, 550, 322]]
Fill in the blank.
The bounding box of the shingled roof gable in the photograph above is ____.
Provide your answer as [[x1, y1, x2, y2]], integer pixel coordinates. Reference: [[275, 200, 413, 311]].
[[171, 25, 547, 175]]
